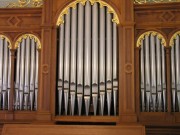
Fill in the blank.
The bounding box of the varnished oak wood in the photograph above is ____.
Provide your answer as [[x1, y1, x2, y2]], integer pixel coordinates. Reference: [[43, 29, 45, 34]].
[[2, 124, 145, 135]]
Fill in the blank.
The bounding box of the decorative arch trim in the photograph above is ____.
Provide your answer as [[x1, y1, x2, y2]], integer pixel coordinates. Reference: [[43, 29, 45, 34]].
[[15, 34, 41, 49], [170, 31, 180, 46], [56, 0, 120, 26], [136, 31, 166, 47], [0, 34, 12, 49]]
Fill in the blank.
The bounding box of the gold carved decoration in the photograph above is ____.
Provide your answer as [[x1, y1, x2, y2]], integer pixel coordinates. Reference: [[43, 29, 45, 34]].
[[0, 35, 12, 49], [134, 0, 180, 4], [89, 0, 119, 24], [170, 31, 180, 46], [15, 34, 41, 49], [137, 31, 166, 47], [6, 0, 43, 8], [56, 0, 120, 26]]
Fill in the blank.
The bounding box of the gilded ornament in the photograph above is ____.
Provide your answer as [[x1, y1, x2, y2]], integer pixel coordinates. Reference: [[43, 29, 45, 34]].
[[5, 0, 43, 8], [0, 35, 12, 49], [170, 31, 180, 46], [56, 0, 120, 26], [137, 31, 166, 47], [15, 34, 41, 49]]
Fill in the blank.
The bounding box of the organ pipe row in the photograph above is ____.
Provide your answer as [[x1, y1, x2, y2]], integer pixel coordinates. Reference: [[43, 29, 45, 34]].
[[140, 32, 166, 112], [0, 36, 11, 110], [0, 34, 40, 111], [15, 37, 39, 111], [57, 1, 118, 116]]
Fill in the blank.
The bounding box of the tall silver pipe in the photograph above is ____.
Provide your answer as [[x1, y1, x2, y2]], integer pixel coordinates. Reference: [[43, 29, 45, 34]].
[[70, 5, 77, 116], [77, 3, 84, 116], [145, 35, 151, 112], [99, 6, 105, 115], [0, 38, 3, 109], [2, 39, 8, 110], [150, 34, 156, 111], [19, 39, 25, 110], [64, 9, 71, 115], [106, 12, 112, 116], [141, 41, 145, 112], [161, 45, 166, 112], [171, 43, 176, 112], [58, 16, 64, 115], [15, 45, 20, 110], [35, 44, 39, 110], [24, 37, 30, 110], [113, 22, 118, 115], [84, 1, 91, 116], [30, 39, 36, 110], [175, 36, 180, 111], [156, 36, 162, 111], [7, 48, 11, 110], [92, 3, 98, 116]]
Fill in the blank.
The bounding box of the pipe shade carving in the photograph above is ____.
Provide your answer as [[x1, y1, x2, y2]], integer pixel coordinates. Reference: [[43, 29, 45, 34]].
[[56, 1, 118, 116], [138, 31, 167, 112], [56, 0, 120, 26], [0, 35, 12, 110], [14, 34, 40, 111]]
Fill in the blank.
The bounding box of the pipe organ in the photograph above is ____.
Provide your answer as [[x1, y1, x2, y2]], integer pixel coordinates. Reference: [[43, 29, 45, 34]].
[[0, 35, 11, 110], [14, 34, 40, 111], [170, 32, 180, 112], [56, 0, 118, 116], [138, 32, 167, 112]]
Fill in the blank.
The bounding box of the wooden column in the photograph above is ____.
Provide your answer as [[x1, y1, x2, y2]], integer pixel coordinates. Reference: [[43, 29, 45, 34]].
[[165, 47, 172, 113], [119, 0, 137, 122], [9, 49, 15, 112], [36, 0, 53, 121]]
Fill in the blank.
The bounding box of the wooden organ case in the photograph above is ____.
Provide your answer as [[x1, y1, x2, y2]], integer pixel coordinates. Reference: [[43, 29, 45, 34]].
[[0, 0, 179, 135]]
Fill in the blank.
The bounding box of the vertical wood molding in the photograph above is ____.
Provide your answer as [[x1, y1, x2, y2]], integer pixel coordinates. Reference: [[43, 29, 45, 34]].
[[37, 0, 53, 121], [119, 0, 136, 122]]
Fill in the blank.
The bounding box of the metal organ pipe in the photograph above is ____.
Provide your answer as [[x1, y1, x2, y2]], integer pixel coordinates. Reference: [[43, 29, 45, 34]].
[[171, 43, 176, 112], [92, 3, 98, 116], [77, 3, 84, 116], [145, 35, 151, 112], [24, 37, 30, 110], [99, 6, 106, 116], [161, 44, 166, 112], [70, 6, 77, 116], [150, 34, 156, 112], [15, 45, 20, 110], [112, 17, 118, 116], [58, 16, 65, 115], [140, 40, 145, 112], [7, 49, 11, 110], [30, 39, 36, 111], [106, 12, 113, 116], [64, 9, 71, 115], [84, 1, 91, 116], [35, 43, 39, 111], [2, 40, 9, 110], [156, 36, 162, 112]]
